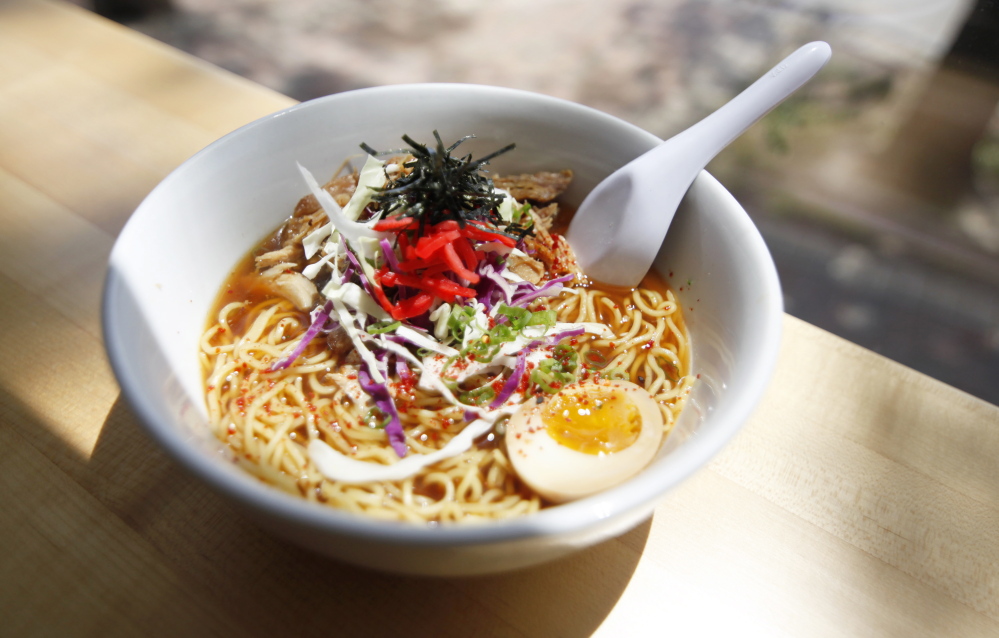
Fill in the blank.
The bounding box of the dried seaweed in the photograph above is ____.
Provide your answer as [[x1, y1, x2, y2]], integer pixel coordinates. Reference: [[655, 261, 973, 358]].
[[361, 131, 531, 239]]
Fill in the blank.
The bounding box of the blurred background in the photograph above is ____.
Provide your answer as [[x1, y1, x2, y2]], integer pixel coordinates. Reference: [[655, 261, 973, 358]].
[[75, 0, 999, 404]]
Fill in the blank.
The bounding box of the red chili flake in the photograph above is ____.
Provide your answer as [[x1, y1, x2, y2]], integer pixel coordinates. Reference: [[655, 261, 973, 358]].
[[697, 374, 702, 379], [395, 375, 416, 394], [669, 271, 674, 277], [516, 373, 530, 394]]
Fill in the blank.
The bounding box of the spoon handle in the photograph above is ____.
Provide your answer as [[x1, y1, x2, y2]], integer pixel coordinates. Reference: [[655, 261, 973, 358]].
[[567, 41, 830, 287], [670, 41, 832, 163]]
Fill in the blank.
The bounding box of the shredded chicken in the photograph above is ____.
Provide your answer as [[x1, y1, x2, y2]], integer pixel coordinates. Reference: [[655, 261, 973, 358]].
[[255, 244, 300, 270], [489, 170, 583, 283], [525, 211, 585, 285], [493, 170, 573, 203], [270, 272, 318, 311], [530, 203, 559, 231], [253, 171, 360, 278], [292, 172, 359, 218], [506, 253, 545, 285], [268, 172, 361, 270]]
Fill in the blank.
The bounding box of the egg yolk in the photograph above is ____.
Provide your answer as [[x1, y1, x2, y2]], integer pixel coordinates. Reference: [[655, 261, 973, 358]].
[[541, 386, 641, 455]]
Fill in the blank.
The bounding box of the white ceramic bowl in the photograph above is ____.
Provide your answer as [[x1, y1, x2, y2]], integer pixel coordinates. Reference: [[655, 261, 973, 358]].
[[103, 84, 782, 576]]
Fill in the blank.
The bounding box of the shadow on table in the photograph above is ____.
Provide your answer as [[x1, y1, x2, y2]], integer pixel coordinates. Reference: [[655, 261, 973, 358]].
[[88, 395, 649, 637]]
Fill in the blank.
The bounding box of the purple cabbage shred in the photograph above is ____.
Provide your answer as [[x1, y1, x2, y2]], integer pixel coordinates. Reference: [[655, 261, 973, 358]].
[[511, 274, 575, 307], [489, 349, 527, 408], [379, 237, 399, 270], [357, 364, 408, 458], [396, 359, 414, 384], [268, 301, 337, 372], [341, 236, 375, 295]]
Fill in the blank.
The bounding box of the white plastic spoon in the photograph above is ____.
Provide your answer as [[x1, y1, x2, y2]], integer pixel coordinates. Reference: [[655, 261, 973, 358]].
[[566, 41, 832, 287]]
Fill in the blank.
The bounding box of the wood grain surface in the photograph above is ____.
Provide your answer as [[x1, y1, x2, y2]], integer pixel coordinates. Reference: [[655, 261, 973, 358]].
[[1, 2, 998, 636]]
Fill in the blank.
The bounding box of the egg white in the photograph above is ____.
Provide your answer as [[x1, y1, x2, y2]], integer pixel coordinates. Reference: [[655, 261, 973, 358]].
[[505, 379, 664, 503]]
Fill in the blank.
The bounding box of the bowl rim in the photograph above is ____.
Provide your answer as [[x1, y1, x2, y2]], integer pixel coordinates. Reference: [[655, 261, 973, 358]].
[[103, 83, 783, 547]]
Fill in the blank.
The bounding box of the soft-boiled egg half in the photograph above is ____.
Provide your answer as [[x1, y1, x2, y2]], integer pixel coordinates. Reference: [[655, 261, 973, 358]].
[[505, 379, 664, 503]]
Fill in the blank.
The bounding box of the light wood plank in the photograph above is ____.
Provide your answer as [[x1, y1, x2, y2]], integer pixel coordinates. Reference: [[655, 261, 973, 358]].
[[711, 317, 999, 619], [0, 425, 243, 637], [602, 468, 999, 637], [0, 272, 117, 460], [0, 0, 294, 236], [0, 168, 111, 339], [0, 0, 294, 137]]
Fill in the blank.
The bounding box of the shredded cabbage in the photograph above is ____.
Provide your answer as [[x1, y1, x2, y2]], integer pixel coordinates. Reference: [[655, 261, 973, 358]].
[[297, 162, 386, 251], [307, 410, 511, 483], [324, 281, 389, 322], [343, 155, 388, 221], [286, 158, 599, 473]]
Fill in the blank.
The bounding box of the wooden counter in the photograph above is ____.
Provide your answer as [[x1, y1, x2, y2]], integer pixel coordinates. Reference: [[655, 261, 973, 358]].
[[1, 2, 997, 635]]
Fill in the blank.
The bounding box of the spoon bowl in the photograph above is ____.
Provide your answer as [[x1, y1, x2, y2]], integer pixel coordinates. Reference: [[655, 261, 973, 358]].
[[567, 41, 832, 287]]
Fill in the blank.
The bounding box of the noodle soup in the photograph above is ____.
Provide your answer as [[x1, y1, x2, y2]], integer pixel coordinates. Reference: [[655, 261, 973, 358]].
[[200, 133, 693, 523]]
